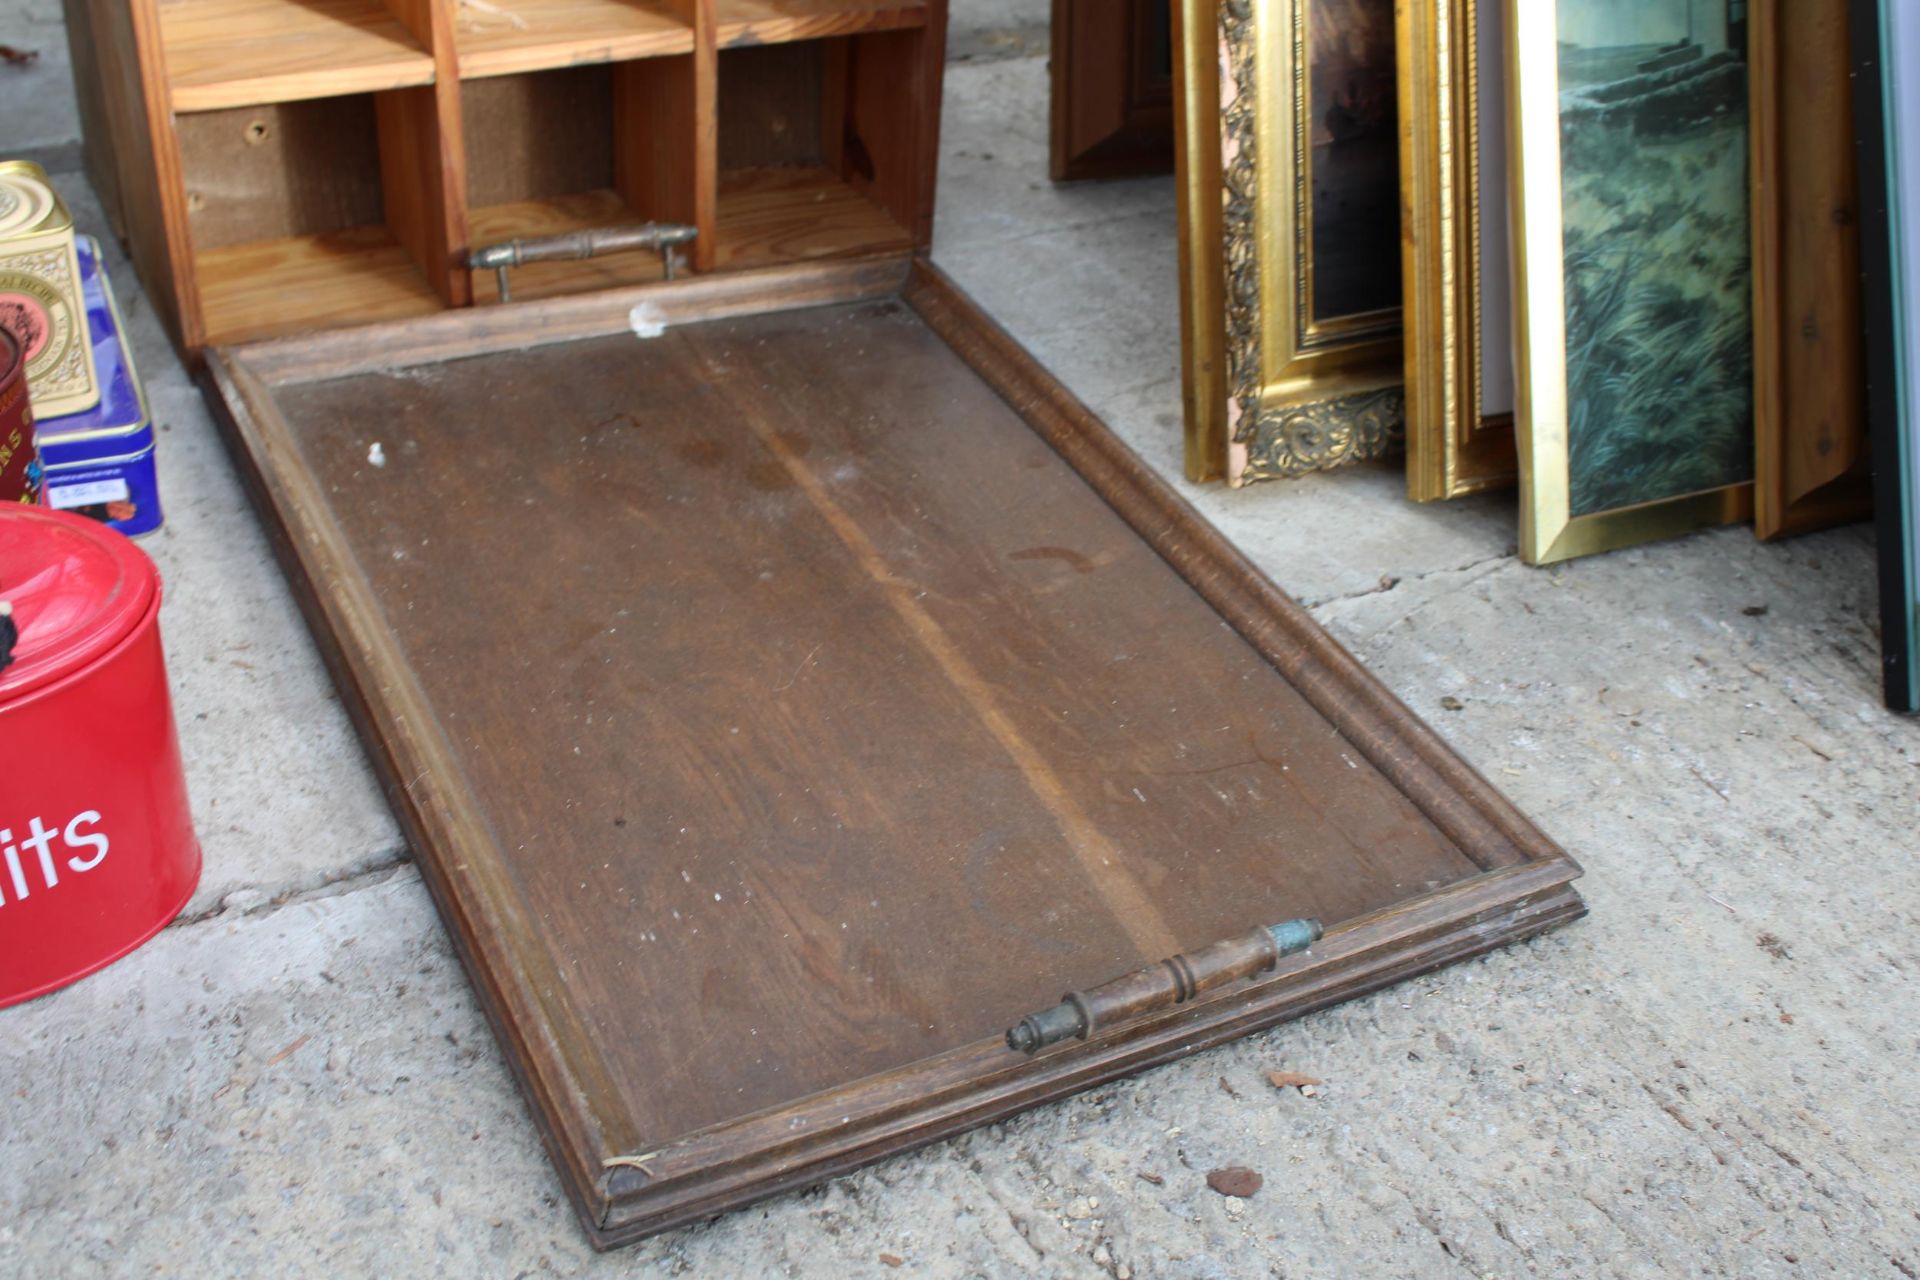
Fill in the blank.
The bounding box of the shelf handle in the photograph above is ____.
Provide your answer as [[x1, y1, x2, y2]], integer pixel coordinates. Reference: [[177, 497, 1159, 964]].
[[1004, 918, 1323, 1054], [467, 223, 700, 303]]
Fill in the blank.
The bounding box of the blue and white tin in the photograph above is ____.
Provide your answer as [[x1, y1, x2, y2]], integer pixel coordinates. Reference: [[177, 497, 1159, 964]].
[[35, 237, 162, 537]]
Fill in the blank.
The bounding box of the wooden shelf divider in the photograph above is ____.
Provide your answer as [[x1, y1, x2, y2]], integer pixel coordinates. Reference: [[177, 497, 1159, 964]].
[[80, 0, 943, 351], [384, 0, 472, 308]]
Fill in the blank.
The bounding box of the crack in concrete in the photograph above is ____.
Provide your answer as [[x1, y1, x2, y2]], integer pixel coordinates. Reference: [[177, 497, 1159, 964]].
[[938, 204, 1176, 261], [1300, 551, 1516, 612], [1580, 1190, 1635, 1242], [1401, 1199, 1487, 1278], [1089, 372, 1183, 413], [169, 848, 414, 930], [976, 1175, 1052, 1267]]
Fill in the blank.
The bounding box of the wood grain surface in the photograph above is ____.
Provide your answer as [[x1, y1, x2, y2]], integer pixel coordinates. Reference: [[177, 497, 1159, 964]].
[[452, 0, 693, 79], [70, 0, 205, 349], [714, 0, 925, 48], [714, 166, 912, 267], [204, 261, 1582, 1246], [197, 227, 444, 344], [160, 0, 436, 112], [839, 22, 945, 246], [612, 50, 709, 252], [1750, 0, 1872, 539]]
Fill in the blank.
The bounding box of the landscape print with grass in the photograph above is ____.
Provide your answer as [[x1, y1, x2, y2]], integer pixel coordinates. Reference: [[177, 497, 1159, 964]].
[[1556, 0, 1752, 516]]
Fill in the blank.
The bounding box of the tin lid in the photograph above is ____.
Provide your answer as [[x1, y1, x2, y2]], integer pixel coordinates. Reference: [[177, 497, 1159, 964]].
[[0, 161, 72, 239], [0, 504, 157, 704]]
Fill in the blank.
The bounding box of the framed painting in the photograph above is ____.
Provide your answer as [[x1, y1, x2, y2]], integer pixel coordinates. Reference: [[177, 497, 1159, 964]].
[[1397, 0, 1517, 501], [1854, 0, 1919, 712], [1750, 0, 1872, 540], [1508, 0, 1756, 564], [1176, 0, 1405, 485]]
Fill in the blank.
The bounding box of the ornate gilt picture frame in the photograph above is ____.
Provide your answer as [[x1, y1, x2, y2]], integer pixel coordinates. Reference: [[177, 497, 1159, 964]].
[[1508, 0, 1756, 564], [1176, 0, 1405, 486], [1397, 0, 1518, 501]]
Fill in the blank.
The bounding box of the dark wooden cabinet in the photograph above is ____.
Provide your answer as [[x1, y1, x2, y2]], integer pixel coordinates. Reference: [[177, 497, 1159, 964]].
[[60, 0, 945, 356], [1049, 0, 1176, 182]]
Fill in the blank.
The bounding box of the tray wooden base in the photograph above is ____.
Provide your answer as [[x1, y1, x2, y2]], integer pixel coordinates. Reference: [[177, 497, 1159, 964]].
[[203, 256, 1583, 1246]]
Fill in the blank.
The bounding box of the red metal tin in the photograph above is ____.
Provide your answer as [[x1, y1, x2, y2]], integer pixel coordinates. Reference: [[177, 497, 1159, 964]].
[[0, 505, 200, 1007], [0, 323, 39, 505]]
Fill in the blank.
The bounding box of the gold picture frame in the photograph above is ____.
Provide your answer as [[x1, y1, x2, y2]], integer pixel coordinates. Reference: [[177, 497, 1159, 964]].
[[1508, 0, 1755, 564], [1176, 0, 1405, 486], [1397, 0, 1518, 501]]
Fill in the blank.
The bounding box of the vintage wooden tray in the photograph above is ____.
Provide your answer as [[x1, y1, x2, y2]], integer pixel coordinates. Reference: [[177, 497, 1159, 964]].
[[203, 255, 1584, 1246]]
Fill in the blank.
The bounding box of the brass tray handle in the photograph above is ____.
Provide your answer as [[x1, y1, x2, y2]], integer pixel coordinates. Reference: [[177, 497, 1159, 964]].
[[467, 223, 699, 302], [1005, 918, 1323, 1054]]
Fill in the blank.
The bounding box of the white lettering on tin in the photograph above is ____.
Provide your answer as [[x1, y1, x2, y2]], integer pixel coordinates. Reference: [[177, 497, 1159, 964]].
[[64, 811, 109, 872], [0, 810, 110, 906]]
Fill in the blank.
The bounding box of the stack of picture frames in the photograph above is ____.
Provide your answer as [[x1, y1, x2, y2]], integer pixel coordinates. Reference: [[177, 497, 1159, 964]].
[[1853, 0, 1919, 712], [1172, 0, 1883, 572]]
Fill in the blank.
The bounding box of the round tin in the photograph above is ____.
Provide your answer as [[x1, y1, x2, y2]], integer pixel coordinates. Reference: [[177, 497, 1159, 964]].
[[0, 321, 39, 504], [0, 505, 200, 1007]]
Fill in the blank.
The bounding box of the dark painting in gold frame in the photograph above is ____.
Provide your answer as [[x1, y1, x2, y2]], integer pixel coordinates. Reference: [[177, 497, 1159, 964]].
[[1177, 0, 1405, 486], [1305, 1, 1400, 321]]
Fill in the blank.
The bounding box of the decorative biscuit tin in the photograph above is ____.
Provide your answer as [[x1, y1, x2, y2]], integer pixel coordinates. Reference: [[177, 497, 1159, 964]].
[[0, 322, 38, 505], [37, 238, 162, 537], [0, 160, 99, 418]]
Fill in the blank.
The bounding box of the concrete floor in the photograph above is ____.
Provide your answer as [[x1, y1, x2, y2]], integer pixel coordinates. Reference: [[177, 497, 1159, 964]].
[[5, 3, 1919, 1277]]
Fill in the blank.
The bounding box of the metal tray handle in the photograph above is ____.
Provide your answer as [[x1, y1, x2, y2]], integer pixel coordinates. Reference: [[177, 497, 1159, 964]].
[[467, 223, 699, 302]]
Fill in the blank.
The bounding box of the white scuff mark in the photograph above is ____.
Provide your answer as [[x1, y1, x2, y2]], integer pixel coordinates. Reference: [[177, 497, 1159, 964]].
[[629, 302, 669, 339], [774, 643, 822, 692], [457, 0, 528, 32], [601, 1150, 660, 1174], [367, 441, 386, 467]]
